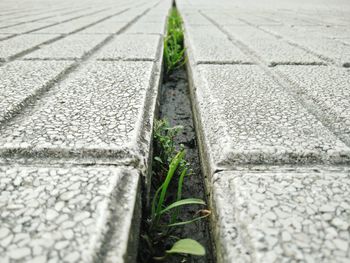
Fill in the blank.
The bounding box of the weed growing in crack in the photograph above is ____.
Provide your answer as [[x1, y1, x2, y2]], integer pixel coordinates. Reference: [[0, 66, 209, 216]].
[[140, 119, 209, 261], [153, 119, 182, 176], [164, 8, 186, 73]]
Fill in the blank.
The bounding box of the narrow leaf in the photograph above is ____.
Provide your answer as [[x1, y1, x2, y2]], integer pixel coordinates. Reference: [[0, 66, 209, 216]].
[[166, 239, 205, 256], [168, 214, 209, 227], [158, 198, 205, 215]]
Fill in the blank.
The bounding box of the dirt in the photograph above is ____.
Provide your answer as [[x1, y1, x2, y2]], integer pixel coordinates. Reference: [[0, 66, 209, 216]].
[[157, 66, 214, 263], [137, 65, 214, 262]]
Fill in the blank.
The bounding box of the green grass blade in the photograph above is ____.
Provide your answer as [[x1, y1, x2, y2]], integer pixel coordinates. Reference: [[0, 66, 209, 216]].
[[170, 167, 188, 224], [151, 183, 164, 220], [155, 150, 185, 216], [158, 198, 205, 215]]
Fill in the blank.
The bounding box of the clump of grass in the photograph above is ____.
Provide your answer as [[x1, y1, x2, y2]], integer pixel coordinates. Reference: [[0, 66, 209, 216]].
[[164, 8, 186, 73], [140, 119, 209, 261]]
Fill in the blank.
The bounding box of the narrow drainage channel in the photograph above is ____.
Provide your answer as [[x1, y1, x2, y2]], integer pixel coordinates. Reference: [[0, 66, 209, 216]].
[[157, 65, 214, 263], [137, 4, 214, 262], [137, 64, 215, 263]]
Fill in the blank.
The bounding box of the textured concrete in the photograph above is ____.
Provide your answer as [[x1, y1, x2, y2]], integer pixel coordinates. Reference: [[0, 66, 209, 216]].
[[212, 167, 350, 263], [2, 0, 350, 262], [0, 166, 141, 263], [194, 64, 350, 168], [0, 61, 156, 164], [0, 0, 171, 262], [177, 0, 350, 262], [0, 60, 73, 122]]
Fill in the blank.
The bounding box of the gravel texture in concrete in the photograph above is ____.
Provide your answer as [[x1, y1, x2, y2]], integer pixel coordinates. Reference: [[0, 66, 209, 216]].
[[0, 0, 171, 262], [177, 0, 350, 262]]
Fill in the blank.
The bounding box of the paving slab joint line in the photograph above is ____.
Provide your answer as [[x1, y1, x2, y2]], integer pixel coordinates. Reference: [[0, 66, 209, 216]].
[[0, 6, 115, 42], [97, 58, 156, 62], [21, 57, 77, 61], [0, 6, 138, 64], [196, 60, 255, 65], [198, 10, 350, 149], [0, 6, 93, 30], [268, 61, 327, 67]]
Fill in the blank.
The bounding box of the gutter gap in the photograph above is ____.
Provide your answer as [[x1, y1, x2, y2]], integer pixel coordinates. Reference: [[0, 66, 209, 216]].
[[138, 3, 215, 262]]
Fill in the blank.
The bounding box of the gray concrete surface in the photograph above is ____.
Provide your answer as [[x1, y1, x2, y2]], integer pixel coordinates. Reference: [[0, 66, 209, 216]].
[[0, 166, 141, 263], [0, 0, 172, 262], [1, 0, 350, 262], [177, 0, 350, 262]]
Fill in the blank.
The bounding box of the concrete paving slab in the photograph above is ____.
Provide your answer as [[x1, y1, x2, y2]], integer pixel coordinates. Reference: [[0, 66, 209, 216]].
[[178, 1, 350, 263], [96, 34, 161, 61], [0, 34, 60, 61], [0, 165, 141, 263], [212, 167, 350, 263], [23, 34, 108, 60], [0, 60, 73, 123], [0, 0, 168, 262], [193, 64, 350, 170], [184, 25, 253, 64], [0, 61, 157, 164]]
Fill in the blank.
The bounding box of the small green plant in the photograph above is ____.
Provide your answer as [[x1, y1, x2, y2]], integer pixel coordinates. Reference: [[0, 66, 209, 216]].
[[153, 119, 182, 168], [164, 8, 186, 73], [140, 120, 210, 261]]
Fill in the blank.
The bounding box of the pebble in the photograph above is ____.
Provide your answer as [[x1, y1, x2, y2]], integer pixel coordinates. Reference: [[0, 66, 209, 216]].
[[28, 256, 47, 263], [333, 239, 348, 251], [62, 229, 74, 240], [64, 251, 80, 262], [281, 231, 292, 242], [9, 247, 31, 259], [55, 240, 69, 250], [319, 204, 336, 213], [46, 209, 59, 220], [0, 227, 10, 239], [331, 218, 349, 230]]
